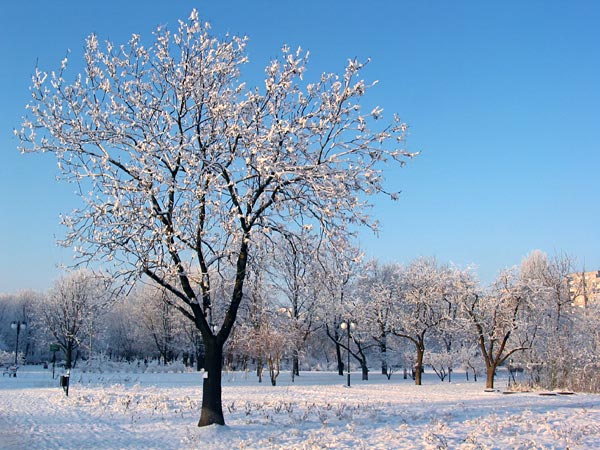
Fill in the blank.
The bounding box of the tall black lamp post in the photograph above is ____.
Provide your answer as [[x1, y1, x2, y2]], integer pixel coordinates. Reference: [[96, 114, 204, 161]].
[[11, 321, 27, 368], [339, 320, 356, 387]]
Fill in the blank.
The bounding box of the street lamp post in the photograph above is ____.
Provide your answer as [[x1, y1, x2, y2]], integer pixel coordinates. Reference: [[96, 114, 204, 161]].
[[10, 321, 27, 370], [339, 320, 356, 387]]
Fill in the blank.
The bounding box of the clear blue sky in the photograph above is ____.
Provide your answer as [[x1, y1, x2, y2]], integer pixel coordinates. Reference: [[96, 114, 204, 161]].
[[1, 0, 599, 293]]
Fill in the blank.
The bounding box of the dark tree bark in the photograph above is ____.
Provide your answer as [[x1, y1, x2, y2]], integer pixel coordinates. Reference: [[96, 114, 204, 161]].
[[394, 333, 426, 386], [325, 324, 345, 376], [336, 340, 345, 376], [485, 363, 497, 389], [361, 363, 369, 380], [256, 357, 264, 383], [268, 356, 280, 386], [195, 340, 205, 372], [197, 241, 249, 426], [414, 342, 424, 386], [292, 350, 300, 378], [65, 340, 74, 370], [354, 339, 370, 381], [477, 327, 523, 389], [379, 335, 388, 375], [198, 338, 225, 426]]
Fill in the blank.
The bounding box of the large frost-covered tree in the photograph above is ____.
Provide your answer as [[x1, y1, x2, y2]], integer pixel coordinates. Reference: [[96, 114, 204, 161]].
[[17, 10, 414, 426]]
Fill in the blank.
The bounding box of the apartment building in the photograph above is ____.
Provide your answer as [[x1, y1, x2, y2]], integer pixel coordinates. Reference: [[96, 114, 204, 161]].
[[568, 270, 600, 307]]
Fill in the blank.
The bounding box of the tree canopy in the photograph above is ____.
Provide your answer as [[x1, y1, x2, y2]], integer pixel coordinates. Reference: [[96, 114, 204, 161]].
[[17, 10, 415, 426]]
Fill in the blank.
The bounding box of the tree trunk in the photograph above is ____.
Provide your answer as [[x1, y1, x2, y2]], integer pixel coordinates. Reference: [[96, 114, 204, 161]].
[[195, 337, 205, 371], [268, 356, 279, 386], [336, 341, 344, 376], [65, 341, 74, 370], [485, 364, 496, 389], [256, 357, 264, 383], [198, 340, 225, 427], [292, 349, 300, 377], [380, 337, 388, 375], [361, 362, 369, 381], [196, 353, 203, 371], [415, 345, 424, 386]]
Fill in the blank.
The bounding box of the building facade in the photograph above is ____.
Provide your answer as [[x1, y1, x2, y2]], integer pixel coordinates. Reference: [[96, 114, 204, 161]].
[[568, 270, 600, 307]]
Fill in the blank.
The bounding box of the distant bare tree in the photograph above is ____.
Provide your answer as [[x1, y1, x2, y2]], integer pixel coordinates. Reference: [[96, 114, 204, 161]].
[[390, 258, 454, 385], [38, 270, 112, 370], [460, 268, 538, 389]]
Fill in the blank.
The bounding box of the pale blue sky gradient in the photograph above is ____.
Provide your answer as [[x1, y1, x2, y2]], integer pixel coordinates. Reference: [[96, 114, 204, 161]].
[[1, 0, 599, 293]]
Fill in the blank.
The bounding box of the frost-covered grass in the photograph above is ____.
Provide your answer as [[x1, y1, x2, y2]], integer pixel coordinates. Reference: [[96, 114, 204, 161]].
[[1, 366, 599, 449]]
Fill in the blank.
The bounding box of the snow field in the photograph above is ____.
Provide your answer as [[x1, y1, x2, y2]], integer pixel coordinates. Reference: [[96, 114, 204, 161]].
[[1, 367, 599, 449]]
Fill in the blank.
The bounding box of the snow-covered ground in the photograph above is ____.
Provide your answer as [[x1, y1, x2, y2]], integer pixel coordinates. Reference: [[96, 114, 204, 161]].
[[1, 366, 599, 449]]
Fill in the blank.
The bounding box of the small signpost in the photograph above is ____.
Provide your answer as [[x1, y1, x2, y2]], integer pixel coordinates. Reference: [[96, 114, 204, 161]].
[[60, 370, 70, 396], [50, 344, 60, 379], [49, 343, 70, 396]]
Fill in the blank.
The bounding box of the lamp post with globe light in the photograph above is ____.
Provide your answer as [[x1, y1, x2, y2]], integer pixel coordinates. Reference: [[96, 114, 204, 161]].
[[10, 321, 27, 371], [339, 320, 356, 387]]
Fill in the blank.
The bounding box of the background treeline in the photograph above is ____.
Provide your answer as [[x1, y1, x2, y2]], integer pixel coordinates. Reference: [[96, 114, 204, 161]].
[[1, 248, 598, 392]]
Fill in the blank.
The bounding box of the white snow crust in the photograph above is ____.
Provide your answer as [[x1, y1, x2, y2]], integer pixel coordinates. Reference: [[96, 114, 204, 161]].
[[1, 366, 599, 449]]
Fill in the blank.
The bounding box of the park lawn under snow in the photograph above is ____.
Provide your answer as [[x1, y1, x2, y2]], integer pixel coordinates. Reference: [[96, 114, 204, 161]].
[[1, 366, 599, 449]]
